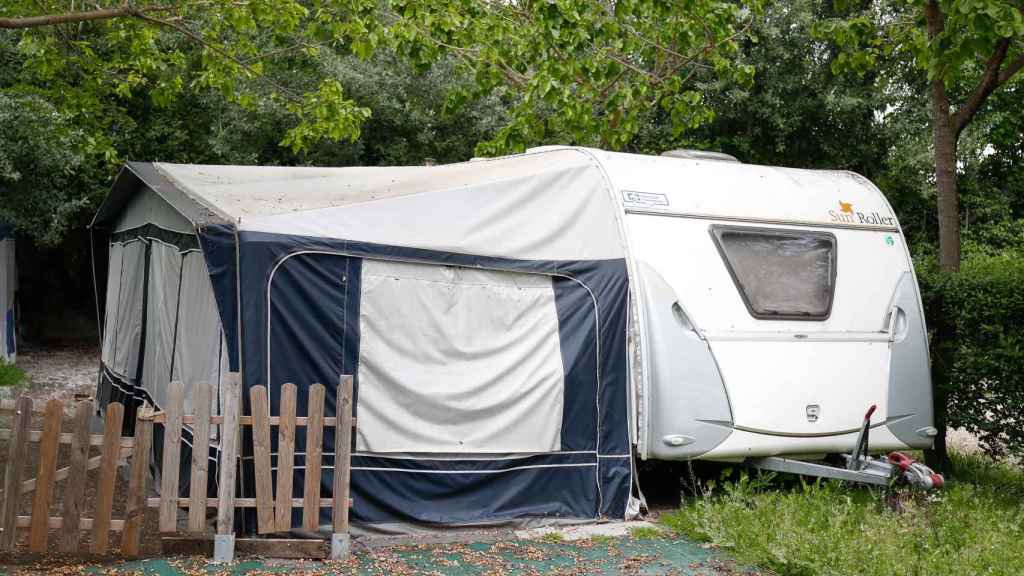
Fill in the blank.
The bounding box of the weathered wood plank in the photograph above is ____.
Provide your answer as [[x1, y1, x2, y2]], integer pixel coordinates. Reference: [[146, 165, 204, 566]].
[[92, 402, 124, 554], [147, 497, 345, 508], [303, 384, 326, 531], [15, 516, 125, 531], [14, 450, 130, 499], [123, 404, 153, 557], [0, 396, 32, 551], [0, 428, 136, 447], [333, 376, 354, 533], [149, 413, 350, 427], [157, 536, 329, 560], [159, 380, 184, 533], [188, 383, 212, 534], [217, 373, 241, 536], [59, 400, 93, 553], [275, 383, 297, 532], [250, 386, 275, 534], [237, 537, 327, 559], [29, 399, 63, 552]]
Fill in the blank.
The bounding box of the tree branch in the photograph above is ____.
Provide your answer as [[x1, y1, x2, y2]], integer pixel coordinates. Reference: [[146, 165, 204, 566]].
[[0, 7, 131, 28], [952, 38, 1010, 137], [998, 53, 1024, 85], [131, 12, 303, 101], [0, 5, 173, 29]]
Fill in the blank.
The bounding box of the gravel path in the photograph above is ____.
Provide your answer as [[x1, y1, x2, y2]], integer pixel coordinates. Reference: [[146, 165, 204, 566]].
[[6, 344, 99, 405]]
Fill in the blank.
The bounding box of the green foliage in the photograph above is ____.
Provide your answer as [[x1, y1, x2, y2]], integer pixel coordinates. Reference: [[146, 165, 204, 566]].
[[1, 0, 373, 155], [346, 0, 762, 154], [916, 252, 1024, 461], [280, 80, 371, 153], [0, 358, 26, 387], [540, 531, 565, 544], [0, 91, 101, 244], [662, 452, 1024, 576], [635, 0, 890, 177], [813, 0, 1024, 85], [628, 526, 663, 540]]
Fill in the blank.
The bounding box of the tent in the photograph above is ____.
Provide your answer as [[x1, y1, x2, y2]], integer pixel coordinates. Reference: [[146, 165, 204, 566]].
[[91, 149, 636, 530], [0, 225, 15, 363]]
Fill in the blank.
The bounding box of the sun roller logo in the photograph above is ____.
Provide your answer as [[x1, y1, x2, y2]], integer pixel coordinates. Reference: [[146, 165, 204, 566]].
[[829, 200, 895, 226]]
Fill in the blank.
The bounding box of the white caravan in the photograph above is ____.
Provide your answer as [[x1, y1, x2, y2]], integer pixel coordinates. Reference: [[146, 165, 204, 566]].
[[598, 148, 935, 466]]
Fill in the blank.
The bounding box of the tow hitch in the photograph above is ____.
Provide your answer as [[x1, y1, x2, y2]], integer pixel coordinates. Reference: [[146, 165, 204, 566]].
[[745, 405, 944, 489]]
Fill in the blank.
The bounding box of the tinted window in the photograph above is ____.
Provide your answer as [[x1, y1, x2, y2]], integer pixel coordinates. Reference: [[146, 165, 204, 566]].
[[711, 226, 837, 320]]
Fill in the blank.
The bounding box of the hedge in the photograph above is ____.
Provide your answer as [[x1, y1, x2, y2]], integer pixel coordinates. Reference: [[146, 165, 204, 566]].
[[916, 253, 1024, 462]]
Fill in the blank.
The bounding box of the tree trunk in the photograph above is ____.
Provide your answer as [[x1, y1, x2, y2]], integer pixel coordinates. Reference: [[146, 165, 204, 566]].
[[924, 76, 959, 472], [931, 84, 960, 273]]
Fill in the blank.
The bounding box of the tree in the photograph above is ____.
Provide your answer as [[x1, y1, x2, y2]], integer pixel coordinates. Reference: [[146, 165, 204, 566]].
[[817, 0, 1024, 272], [816, 0, 1024, 468], [634, 0, 890, 176], [346, 0, 761, 155], [0, 1, 372, 157]]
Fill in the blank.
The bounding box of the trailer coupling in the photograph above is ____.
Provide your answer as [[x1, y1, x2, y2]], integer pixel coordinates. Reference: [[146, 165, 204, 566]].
[[745, 405, 944, 489]]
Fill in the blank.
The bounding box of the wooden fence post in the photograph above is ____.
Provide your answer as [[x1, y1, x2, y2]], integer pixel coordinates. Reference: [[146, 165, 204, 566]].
[[92, 402, 124, 554], [250, 386, 275, 534], [28, 399, 62, 552], [123, 404, 153, 558], [1, 396, 32, 551], [59, 400, 92, 553], [159, 381, 184, 533], [274, 383, 297, 532], [302, 384, 325, 531], [188, 383, 212, 533], [214, 372, 241, 563], [331, 375, 354, 560]]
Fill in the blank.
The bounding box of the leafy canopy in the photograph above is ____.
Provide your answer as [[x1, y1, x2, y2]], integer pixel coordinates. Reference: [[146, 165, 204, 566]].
[[1, 0, 373, 157], [343, 0, 760, 154], [815, 0, 1024, 81]]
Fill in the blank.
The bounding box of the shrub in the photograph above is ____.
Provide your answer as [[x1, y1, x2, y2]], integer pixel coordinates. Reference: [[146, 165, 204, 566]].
[[916, 252, 1024, 461], [0, 358, 25, 387]]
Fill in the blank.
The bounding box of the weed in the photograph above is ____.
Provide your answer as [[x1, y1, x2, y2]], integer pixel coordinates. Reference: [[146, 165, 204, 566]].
[[661, 451, 1024, 576], [590, 534, 616, 546], [629, 526, 662, 540], [0, 359, 25, 387], [540, 531, 564, 544]]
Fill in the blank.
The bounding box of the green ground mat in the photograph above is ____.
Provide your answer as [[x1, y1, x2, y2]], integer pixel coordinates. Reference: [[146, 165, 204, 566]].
[[58, 536, 757, 575]]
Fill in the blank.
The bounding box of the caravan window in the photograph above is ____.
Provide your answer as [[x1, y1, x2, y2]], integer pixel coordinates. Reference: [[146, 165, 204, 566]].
[[711, 226, 836, 320]]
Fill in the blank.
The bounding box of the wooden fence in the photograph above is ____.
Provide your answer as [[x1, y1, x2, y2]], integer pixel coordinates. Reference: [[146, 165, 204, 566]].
[[0, 397, 149, 556], [0, 374, 355, 562]]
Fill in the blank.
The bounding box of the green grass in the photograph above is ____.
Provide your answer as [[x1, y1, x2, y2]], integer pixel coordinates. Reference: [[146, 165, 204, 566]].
[[661, 453, 1024, 576], [0, 359, 25, 387], [629, 525, 663, 540]]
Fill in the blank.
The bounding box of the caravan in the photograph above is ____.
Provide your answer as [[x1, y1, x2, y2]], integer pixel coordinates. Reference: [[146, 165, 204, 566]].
[[90, 146, 935, 529]]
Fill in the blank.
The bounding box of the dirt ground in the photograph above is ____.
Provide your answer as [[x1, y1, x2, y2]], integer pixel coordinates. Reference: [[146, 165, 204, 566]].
[[6, 344, 100, 406]]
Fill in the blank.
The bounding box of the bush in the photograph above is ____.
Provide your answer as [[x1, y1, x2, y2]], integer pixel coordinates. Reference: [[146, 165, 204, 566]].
[[916, 252, 1024, 461]]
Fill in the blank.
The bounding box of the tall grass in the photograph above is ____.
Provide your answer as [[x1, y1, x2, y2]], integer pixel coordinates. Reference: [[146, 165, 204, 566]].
[[662, 453, 1024, 576]]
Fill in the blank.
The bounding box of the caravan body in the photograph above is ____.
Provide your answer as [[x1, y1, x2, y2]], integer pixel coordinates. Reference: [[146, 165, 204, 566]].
[[91, 147, 933, 528], [595, 151, 935, 461]]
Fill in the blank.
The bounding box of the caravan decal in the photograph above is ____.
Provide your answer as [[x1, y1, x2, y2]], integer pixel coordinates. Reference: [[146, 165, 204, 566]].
[[829, 201, 895, 227]]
